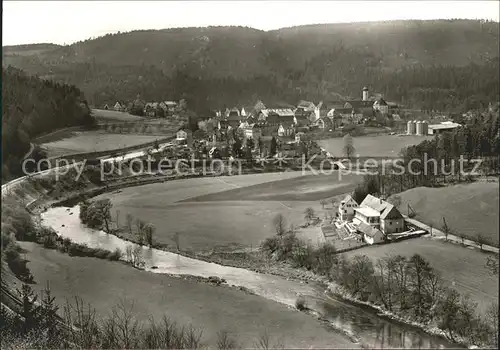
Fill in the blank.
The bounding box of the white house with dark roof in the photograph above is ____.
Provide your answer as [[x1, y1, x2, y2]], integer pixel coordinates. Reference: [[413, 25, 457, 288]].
[[338, 195, 359, 221], [353, 194, 405, 236]]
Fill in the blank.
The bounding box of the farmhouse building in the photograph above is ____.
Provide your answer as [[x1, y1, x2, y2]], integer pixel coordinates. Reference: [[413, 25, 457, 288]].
[[338, 195, 359, 221], [114, 101, 125, 111], [373, 98, 389, 115], [353, 194, 405, 236], [176, 128, 193, 147], [428, 122, 461, 135], [242, 124, 262, 140], [357, 222, 385, 245]]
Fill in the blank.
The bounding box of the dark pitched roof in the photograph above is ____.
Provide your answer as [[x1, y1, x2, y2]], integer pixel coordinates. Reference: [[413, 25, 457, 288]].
[[297, 100, 315, 110], [345, 101, 373, 110], [333, 108, 354, 115], [374, 98, 388, 106], [357, 222, 383, 238], [295, 108, 313, 118], [360, 194, 403, 220], [267, 113, 295, 126]]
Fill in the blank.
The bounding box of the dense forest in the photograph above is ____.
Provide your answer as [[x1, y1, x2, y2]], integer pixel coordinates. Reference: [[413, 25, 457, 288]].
[[1, 67, 94, 181], [3, 20, 499, 114]]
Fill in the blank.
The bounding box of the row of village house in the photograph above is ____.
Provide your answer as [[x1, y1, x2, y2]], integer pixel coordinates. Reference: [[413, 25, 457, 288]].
[[106, 87, 400, 138], [196, 87, 400, 139], [104, 100, 179, 116]]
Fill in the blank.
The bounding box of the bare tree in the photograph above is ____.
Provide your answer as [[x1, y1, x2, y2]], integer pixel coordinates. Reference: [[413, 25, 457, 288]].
[[320, 199, 327, 209], [107, 298, 141, 349], [476, 234, 486, 251], [125, 245, 145, 268], [343, 133, 355, 159], [115, 210, 121, 229], [273, 214, 286, 236], [63, 296, 99, 348], [173, 232, 181, 251], [304, 207, 315, 224], [94, 199, 113, 233], [216, 330, 239, 349], [126, 213, 133, 235], [132, 245, 145, 268], [143, 223, 155, 247], [441, 217, 450, 241], [255, 329, 271, 349], [135, 219, 146, 245]]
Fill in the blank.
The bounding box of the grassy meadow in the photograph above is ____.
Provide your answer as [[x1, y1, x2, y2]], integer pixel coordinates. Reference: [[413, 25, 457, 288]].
[[318, 135, 432, 158], [20, 242, 357, 348], [92, 108, 147, 122], [392, 182, 499, 246], [97, 172, 363, 252], [40, 131, 162, 157]]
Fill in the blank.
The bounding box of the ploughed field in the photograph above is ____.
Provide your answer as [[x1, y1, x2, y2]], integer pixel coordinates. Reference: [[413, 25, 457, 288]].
[[20, 242, 357, 348], [342, 238, 499, 314], [39, 131, 162, 158], [96, 171, 363, 252], [393, 182, 499, 246], [318, 135, 433, 158]]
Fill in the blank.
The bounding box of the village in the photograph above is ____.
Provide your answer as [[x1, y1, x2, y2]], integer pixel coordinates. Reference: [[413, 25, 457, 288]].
[[100, 88, 466, 250]]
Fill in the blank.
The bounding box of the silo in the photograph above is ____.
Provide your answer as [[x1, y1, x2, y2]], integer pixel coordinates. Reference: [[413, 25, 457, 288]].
[[407, 120, 413, 134], [408, 120, 416, 135], [416, 121, 423, 136], [422, 121, 428, 136]]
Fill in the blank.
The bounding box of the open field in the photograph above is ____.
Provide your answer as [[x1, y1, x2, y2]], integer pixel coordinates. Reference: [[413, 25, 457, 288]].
[[318, 135, 432, 158], [184, 172, 363, 202], [342, 238, 499, 314], [96, 172, 362, 251], [392, 182, 499, 246], [19, 242, 357, 348], [40, 131, 162, 157], [92, 108, 147, 122]]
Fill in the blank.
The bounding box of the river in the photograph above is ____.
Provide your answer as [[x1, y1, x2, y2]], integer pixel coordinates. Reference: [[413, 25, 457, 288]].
[[42, 205, 462, 349]]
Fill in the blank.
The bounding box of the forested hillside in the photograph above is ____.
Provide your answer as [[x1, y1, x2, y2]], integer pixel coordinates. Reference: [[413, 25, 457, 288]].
[[1, 67, 93, 181], [3, 20, 499, 113]]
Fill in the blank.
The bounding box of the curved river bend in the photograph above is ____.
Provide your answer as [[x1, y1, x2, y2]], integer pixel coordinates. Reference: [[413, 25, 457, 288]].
[[42, 206, 461, 349]]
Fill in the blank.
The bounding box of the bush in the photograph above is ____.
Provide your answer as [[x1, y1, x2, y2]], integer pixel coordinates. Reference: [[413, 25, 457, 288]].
[[1, 205, 36, 241], [107, 248, 123, 261], [1, 232, 14, 248], [42, 234, 56, 249], [261, 236, 280, 255], [291, 244, 315, 269], [295, 296, 307, 311], [3, 243, 33, 282]]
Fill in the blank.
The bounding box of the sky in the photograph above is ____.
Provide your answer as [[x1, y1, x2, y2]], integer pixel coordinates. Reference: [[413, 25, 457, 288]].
[[3, 1, 499, 46]]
